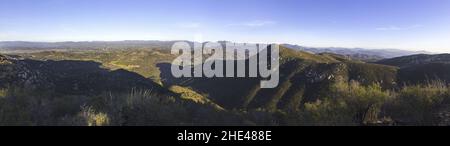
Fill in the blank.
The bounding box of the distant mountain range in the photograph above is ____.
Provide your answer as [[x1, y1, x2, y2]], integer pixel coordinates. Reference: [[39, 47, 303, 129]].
[[0, 41, 177, 53], [0, 41, 434, 61], [282, 44, 433, 61]]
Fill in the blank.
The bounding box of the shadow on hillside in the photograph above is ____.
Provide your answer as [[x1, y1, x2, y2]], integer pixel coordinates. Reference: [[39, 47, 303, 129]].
[[157, 62, 263, 109], [397, 63, 450, 85], [12, 59, 168, 95]]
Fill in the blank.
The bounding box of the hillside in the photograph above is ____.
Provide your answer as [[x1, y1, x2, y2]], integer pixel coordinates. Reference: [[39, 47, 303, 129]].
[[377, 54, 450, 84], [377, 54, 450, 67], [159, 45, 398, 111]]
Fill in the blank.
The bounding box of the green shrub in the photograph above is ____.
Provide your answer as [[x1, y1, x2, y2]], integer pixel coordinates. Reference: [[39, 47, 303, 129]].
[[334, 81, 392, 124], [299, 80, 393, 125], [301, 99, 355, 125], [387, 81, 448, 125]]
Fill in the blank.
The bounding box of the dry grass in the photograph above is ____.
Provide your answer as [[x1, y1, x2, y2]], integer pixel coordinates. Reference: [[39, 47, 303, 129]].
[[0, 88, 7, 98]]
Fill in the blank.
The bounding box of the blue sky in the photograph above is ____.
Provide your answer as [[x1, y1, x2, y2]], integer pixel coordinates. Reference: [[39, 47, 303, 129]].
[[1, 0, 450, 52]]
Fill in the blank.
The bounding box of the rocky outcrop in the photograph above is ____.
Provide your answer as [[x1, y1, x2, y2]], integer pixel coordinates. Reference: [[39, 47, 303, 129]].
[[435, 104, 450, 126], [0, 55, 51, 89]]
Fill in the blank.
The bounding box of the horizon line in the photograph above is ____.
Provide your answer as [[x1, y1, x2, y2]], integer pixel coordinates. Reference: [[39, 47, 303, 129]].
[[0, 39, 438, 53]]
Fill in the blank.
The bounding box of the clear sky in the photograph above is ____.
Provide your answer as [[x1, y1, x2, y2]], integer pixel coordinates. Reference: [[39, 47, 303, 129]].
[[1, 0, 450, 52]]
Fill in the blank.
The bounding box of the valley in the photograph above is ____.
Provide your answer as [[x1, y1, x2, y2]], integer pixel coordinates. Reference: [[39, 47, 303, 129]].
[[0, 41, 449, 126]]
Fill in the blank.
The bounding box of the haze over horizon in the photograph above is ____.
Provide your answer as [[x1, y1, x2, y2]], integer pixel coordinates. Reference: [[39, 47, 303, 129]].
[[1, 0, 450, 52]]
